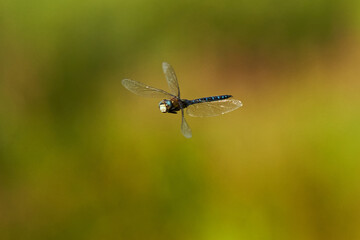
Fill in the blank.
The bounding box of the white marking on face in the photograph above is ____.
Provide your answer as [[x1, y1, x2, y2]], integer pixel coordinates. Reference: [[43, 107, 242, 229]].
[[159, 104, 167, 113]]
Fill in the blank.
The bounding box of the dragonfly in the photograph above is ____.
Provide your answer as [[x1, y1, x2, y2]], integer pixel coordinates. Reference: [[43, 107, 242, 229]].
[[122, 62, 242, 138]]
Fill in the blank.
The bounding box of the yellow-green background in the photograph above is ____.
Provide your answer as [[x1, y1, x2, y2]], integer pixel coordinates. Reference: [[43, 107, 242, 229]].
[[1, 0, 360, 239]]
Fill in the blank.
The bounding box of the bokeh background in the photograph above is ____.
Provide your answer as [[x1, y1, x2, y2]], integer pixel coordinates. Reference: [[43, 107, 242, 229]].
[[1, 0, 360, 239]]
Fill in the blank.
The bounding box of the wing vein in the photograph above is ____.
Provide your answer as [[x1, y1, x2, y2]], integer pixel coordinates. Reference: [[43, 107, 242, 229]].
[[186, 99, 242, 117], [122, 79, 174, 98]]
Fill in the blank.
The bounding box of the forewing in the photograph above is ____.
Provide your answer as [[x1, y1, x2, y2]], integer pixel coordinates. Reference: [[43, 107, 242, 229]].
[[181, 109, 192, 138], [162, 62, 180, 97], [122, 79, 173, 98], [186, 99, 242, 117]]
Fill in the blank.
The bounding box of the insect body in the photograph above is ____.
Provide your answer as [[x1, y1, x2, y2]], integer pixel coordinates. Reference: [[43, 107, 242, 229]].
[[122, 62, 242, 138]]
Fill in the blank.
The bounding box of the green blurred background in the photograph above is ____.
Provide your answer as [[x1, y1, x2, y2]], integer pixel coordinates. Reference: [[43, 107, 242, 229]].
[[1, 0, 360, 239]]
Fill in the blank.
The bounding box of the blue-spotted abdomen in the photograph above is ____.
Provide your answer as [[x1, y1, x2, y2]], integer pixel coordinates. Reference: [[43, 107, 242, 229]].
[[188, 95, 232, 105]]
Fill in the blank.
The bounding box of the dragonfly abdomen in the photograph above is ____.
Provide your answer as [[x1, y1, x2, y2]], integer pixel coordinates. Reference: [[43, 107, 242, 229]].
[[187, 95, 232, 105]]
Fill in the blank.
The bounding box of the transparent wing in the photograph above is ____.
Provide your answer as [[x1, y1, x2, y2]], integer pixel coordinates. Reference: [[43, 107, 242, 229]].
[[181, 109, 192, 138], [186, 99, 243, 117], [122, 79, 174, 98], [162, 62, 180, 97]]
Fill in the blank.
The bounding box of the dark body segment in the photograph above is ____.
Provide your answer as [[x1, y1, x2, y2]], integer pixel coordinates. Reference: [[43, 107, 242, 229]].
[[169, 97, 182, 113], [183, 95, 232, 107]]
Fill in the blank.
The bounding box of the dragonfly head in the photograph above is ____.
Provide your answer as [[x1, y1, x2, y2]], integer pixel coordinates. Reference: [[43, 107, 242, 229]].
[[159, 99, 172, 113]]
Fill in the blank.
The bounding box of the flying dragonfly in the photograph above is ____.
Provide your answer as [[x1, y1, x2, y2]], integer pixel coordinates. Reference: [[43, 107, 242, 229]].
[[121, 62, 242, 138]]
